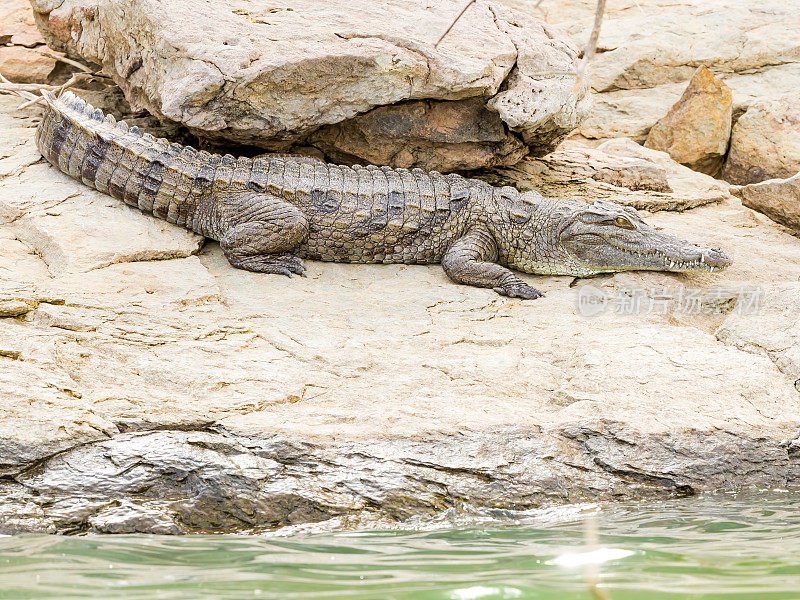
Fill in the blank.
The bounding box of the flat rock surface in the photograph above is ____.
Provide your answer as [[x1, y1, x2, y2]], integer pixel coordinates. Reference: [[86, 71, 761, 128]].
[[28, 0, 590, 169], [0, 94, 799, 534]]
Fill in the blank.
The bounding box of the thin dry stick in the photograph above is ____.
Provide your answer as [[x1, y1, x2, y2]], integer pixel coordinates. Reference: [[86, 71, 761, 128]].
[[0, 82, 59, 94], [16, 95, 46, 109], [574, 0, 607, 96], [435, 0, 476, 47], [0, 72, 40, 100], [39, 49, 93, 73], [19, 72, 95, 108], [0, 72, 96, 109]]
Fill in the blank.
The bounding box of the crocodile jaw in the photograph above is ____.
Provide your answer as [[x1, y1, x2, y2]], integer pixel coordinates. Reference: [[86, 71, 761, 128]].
[[560, 229, 732, 275]]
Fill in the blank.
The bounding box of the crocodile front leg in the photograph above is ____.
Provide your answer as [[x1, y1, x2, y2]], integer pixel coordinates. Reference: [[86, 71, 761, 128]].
[[218, 192, 309, 276], [442, 227, 543, 299]]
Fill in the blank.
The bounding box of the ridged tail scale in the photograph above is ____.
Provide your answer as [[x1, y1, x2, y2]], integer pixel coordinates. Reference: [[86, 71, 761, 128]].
[[35, 90, 245, 237]]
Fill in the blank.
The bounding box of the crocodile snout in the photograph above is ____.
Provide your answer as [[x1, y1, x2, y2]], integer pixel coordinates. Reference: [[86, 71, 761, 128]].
[[700, 246, 732, 269]]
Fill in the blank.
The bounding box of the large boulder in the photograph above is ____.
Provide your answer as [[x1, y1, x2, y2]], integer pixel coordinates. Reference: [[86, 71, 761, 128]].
[[721, 94, 800, 185], [520, 0, 800, 143], [644, 66, 732, 176], [28, 0, 592, 170]]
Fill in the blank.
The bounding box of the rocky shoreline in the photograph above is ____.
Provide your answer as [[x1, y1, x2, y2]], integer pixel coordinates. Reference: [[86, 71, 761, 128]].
[[4, 425, 798, 535], [1, 0, 799, 535]]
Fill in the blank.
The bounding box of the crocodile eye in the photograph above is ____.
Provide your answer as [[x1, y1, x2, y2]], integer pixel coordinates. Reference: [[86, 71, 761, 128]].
[[614, 216, 634, 229]]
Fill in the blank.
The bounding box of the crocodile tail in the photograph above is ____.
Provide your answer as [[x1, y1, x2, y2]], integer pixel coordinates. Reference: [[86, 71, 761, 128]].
[[34, 90, 226, 234]]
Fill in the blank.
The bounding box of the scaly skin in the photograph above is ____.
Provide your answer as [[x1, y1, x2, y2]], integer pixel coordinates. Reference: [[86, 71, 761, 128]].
[[35, 91, 732, 299]]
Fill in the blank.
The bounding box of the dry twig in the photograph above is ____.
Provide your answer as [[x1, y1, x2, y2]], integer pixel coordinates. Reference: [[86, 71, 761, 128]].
[[574, 0, 607, 96], [38, 49, 94, 73], [435, 0, 476, 47], [0, 72, 98, 109]]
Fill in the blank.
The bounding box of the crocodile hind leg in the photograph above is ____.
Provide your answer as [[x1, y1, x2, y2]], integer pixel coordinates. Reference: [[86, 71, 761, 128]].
[[218, 192, 309, 276], [442, 227, 543, 299]]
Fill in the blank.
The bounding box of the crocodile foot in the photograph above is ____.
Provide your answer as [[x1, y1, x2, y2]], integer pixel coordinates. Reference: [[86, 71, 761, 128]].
[[494, 282, 544, 299], [228, 253, 307, 277]]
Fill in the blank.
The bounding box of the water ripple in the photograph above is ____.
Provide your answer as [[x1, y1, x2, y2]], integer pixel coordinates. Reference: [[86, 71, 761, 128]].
[[1, 493, 799, 599]]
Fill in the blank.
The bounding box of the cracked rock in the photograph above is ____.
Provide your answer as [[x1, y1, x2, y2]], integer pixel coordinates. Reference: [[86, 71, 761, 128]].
[[3, 163, 204, 276], [28, 0, 590, 168], [1, 39, 800, 532]]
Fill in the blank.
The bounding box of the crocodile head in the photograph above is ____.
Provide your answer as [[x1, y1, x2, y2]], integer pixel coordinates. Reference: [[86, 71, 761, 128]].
[[503, 196, 732, 277]]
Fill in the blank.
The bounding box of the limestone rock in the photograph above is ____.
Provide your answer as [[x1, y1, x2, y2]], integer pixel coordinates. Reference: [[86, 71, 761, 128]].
[[717, 283, 800, 391], [731, 173, 800, 232], [644, 66, 732, 176], [576, 63, 800, 143], [3, 164, 204, 276], [2, 81, 800, 534], [565, 1, 800, 94], [722, 94, 800, 185], [485, 137, 730, 212], [485, 3, 594, 151], [29, 0, 591, 169], [518, 1, 800, 143]]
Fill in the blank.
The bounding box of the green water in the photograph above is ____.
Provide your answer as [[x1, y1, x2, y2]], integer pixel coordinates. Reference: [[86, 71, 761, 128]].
[[1, 494, 799, 600]]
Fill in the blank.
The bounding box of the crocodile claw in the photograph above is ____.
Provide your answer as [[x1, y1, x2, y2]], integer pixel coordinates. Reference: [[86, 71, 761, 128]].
[[227, 253, 306, 277], [273, 254, 306, 277], [494, 282, 544, 300]]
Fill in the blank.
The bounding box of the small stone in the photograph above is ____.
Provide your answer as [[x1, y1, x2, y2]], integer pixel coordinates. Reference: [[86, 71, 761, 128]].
[[732, 172, 800, 232], [722, 93, 800, 185], [644, 66, 732, 176]]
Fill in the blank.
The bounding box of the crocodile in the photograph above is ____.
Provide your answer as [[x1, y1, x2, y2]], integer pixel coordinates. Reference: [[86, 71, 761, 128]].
[[35, 91, 732, 299]]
